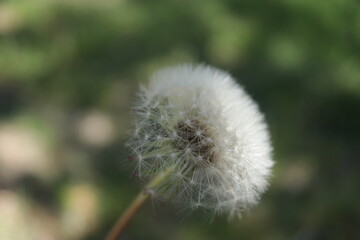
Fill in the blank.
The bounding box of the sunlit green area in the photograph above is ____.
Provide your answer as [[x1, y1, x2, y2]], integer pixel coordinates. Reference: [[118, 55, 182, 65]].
[[0, 0, 359, 239]]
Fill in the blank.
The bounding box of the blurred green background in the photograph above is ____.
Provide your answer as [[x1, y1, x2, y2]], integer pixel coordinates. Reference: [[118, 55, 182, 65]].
[[0, 0, 359, 239]]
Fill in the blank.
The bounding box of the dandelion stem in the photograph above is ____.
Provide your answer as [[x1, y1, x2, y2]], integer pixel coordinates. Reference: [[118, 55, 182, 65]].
[[105, 166, 175, 240]]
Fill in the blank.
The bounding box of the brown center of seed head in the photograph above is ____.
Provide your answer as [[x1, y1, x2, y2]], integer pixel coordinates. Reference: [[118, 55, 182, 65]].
[[175, 119, 215, 163]]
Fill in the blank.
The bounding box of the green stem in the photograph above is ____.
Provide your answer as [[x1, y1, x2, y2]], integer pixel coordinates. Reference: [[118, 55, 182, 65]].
[[105, 166, 175, 240]]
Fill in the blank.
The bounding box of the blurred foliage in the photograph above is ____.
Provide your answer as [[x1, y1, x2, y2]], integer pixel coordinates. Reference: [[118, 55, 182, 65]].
[[0, 0, 359, 239]]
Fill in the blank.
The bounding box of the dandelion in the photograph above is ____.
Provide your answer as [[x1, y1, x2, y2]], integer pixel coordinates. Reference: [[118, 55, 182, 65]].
[[106, 64, 273, 240]]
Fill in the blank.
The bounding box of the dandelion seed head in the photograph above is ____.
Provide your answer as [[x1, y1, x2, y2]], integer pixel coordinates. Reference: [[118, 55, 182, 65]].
[[127, 64, 273, 217]]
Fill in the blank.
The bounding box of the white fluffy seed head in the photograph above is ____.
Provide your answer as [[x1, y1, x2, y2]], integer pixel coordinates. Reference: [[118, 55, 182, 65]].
[[127, 64, 273, 218]]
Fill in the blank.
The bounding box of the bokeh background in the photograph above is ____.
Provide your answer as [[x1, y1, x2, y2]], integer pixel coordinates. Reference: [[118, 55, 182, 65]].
[[0, 0, 359, 239]]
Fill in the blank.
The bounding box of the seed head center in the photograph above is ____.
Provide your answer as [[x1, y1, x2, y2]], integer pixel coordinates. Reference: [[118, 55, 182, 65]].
[[176, 119, 215, 163]]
